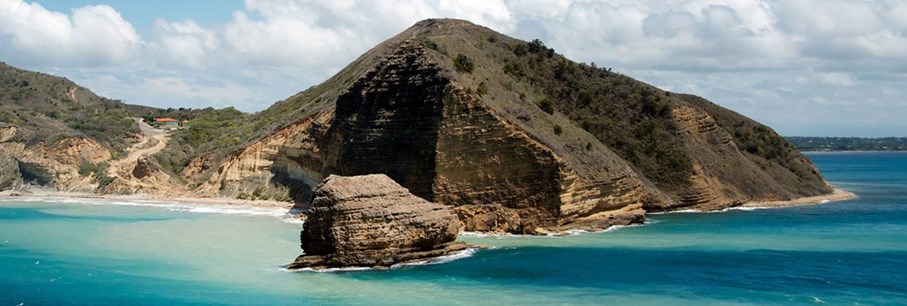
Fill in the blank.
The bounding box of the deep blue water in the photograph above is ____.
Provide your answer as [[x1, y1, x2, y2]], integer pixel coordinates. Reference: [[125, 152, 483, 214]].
[[1, 152, 906, 305]]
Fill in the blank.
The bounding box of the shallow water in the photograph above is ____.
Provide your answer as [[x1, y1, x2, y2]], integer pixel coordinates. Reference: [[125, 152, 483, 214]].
[[2, 152, 906, 305]]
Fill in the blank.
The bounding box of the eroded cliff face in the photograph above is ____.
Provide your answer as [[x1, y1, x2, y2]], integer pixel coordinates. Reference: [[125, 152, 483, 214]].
[[0, 134, 111, 190], [199, 39, 658, 234], [159, 20, 833, 234], [288, 174, 468, 270]]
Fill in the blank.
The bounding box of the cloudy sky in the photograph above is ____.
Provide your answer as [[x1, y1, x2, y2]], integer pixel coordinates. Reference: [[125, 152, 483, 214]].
[[1, 0, 905, 136]]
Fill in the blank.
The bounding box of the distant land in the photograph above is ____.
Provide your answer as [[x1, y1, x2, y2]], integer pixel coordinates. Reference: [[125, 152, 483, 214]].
[[786, 137, 907, 152]]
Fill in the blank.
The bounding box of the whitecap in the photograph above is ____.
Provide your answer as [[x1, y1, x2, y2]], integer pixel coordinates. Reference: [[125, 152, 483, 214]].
[[183, 206, 288, 217], [281, 216, 306, 224], [718, 206, 771, 212], [459, 231, 521, 238], [392, 248, 478, 268], [649, 209, 703, 215], [284, 248, 479, 273], [288, 266, 374, 273]]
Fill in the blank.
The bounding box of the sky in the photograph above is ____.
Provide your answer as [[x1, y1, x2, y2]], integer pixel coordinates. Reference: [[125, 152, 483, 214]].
[[1, 0, 906, 137]]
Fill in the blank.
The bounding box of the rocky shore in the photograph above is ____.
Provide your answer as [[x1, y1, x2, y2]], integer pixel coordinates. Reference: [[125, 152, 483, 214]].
[[288, 174, 471, 270]]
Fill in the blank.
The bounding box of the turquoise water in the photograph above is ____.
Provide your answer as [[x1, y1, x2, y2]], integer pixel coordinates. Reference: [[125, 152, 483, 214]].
[[2, 152, 906, 305]]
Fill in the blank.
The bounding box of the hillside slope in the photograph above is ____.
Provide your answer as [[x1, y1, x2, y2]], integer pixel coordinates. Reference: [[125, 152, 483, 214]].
[[0, 62, 142, 190], [176, 19, 832, 233]]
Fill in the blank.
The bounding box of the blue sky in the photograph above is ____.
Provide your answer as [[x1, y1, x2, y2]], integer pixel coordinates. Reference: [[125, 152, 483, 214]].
[[37, 0, 238, 30], [2, 0, 906, 137]]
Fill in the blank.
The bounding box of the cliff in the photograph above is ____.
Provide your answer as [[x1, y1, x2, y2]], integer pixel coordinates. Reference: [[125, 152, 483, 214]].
[[181, 19, 831, 233]]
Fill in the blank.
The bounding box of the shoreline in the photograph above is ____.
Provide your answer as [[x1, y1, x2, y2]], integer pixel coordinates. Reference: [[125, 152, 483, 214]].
[[0, 188, 296, 213], [1, 186, 857, 221], [741, 187, 857, 208]]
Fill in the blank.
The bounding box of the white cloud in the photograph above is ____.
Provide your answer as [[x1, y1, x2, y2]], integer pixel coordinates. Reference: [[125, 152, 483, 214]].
[[1, 0, 906, 136], [137, 76, 257, 109], [0, 0, 140, 66], [152, 19, 218, 68]]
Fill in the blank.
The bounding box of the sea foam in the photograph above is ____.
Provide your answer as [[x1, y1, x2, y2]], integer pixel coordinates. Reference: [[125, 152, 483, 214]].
[[284, 248, 479, 273]]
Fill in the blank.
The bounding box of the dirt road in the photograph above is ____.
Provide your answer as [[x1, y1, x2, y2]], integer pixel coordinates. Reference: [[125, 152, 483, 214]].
[[106, 118, 170, 177]]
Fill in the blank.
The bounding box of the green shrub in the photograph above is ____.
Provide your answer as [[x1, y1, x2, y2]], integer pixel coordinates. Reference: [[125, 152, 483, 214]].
[[97, 175, 114, 188], [454, 54, 475, 73], [503, 62, 526, 80], [553, 125, 563, 135], [537, 96, 555, 114]]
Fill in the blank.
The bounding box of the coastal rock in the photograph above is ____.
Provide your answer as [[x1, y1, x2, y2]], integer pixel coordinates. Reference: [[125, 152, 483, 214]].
[[288, 174, 470, 270], [0, 134, 114, 191], [0, 151, 22, 189]]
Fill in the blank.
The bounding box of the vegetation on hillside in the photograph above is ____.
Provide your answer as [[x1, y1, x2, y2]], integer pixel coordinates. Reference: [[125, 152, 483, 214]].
[[0, 62, 139, 155], [426, 30, 693, 189], [676, 94, 824, 181], [150, 87, 330, 178]]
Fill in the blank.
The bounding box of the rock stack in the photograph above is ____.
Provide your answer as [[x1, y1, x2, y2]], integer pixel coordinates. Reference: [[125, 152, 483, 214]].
[[288, 174, 470, 270]]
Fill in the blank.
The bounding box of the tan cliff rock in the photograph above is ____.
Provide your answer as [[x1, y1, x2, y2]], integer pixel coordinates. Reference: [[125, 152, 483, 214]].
[[186, 19, 833, 234], [288, 174, 470, 270], [0, 137, 109, 190], [102, 155, 188, 195]]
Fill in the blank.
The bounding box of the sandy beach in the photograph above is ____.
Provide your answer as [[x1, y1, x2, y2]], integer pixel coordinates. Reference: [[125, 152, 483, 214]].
[[742, 187, 857, 208], [0, 187, 297, 212]]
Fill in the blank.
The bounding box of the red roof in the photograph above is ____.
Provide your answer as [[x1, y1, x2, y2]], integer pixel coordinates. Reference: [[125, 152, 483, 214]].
[[181, 119, 190, 123], [155, 117, 178, 122]]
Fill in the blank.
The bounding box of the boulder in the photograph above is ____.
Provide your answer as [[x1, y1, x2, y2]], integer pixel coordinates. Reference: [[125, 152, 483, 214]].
[[132, 156, 157, 179], [288, 174, 470, 270]]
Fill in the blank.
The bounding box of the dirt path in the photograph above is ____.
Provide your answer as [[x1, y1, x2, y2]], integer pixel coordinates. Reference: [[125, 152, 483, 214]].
[[106, 118, 170, 178]]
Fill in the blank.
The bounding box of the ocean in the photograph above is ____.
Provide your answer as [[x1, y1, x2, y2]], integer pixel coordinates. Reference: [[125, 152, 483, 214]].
[[1, 152, 906, 305]]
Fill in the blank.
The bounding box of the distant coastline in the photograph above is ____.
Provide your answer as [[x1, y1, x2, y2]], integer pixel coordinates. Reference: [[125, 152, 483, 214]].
[[787, 136, 907, 152]]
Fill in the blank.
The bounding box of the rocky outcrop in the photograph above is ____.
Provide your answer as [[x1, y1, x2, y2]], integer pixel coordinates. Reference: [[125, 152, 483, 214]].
[[288, 174, 470, 270], [0, 151, 22, 189], [102, 155, 187, 195], [0, 138, 102, 190], [132, 156, 157, 179]]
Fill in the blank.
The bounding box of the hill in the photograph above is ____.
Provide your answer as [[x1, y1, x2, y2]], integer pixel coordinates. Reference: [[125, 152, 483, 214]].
[[0, 62, 140, 153], [166, 19, 833, 233], [0, 61, 142, 189]]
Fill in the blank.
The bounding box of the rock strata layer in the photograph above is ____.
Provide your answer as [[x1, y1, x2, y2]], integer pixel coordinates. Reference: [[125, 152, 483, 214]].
[[288, 174, 470, 270]]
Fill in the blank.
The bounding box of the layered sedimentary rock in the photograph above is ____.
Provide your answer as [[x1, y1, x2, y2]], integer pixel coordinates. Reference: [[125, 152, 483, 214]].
[[288, 174, 469, 270], [192, 19, 833, 234], [0, 137, 109, 190]]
